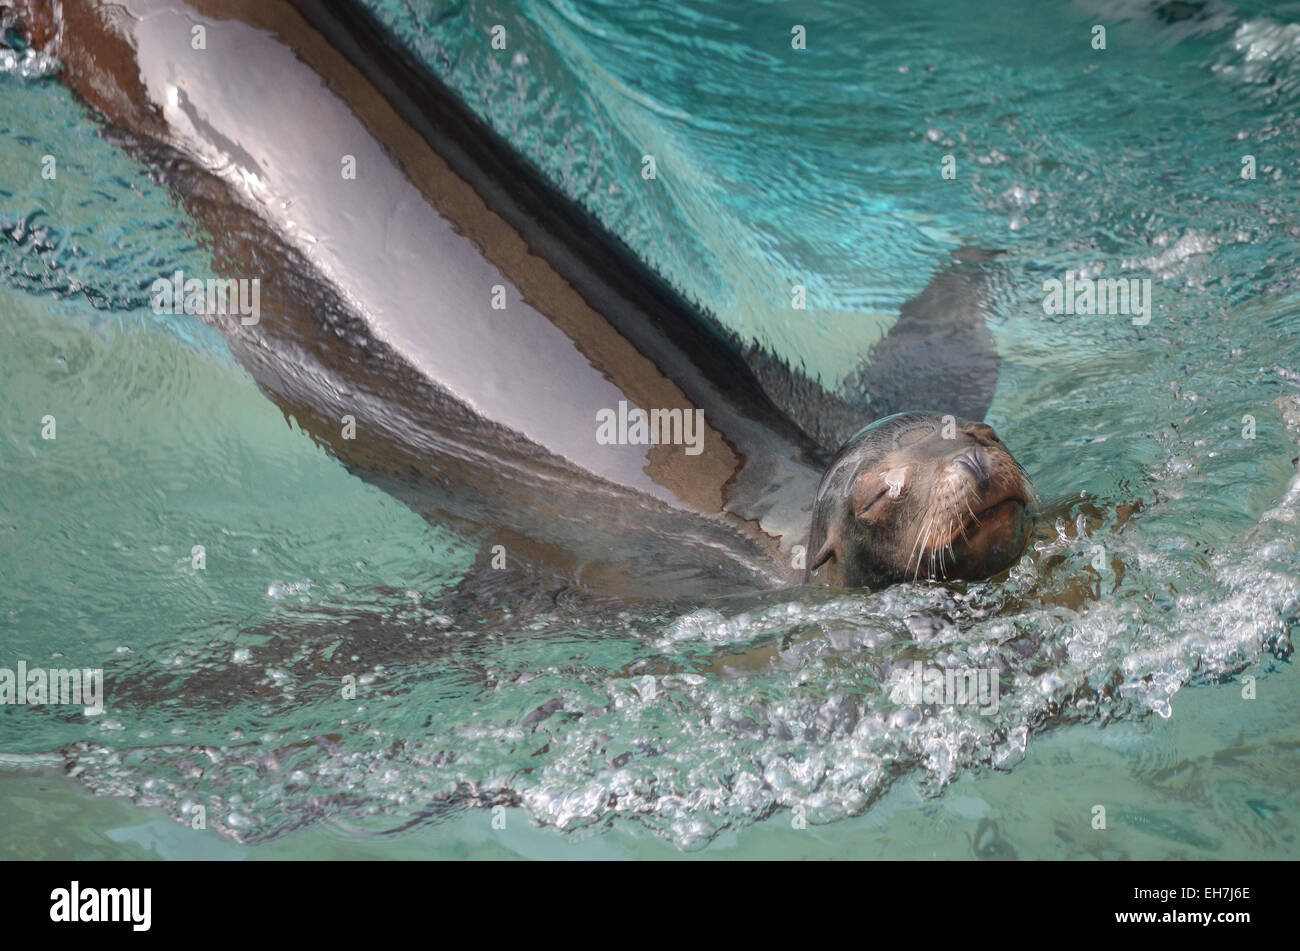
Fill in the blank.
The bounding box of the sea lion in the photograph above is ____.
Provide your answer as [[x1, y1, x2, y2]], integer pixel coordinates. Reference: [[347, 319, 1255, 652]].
[[807, 413, 1035, 588], [7, 0, 1033, 597]]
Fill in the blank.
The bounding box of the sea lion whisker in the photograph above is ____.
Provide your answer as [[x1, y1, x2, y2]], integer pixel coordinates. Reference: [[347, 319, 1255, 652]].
[[911, 514, 934, 582], [905, 509, 930, 579], [925, 517, 941, 581], [909, 517, 930, 576], [940, 519, 954, 579], [956, 501, 978, 541], [922, 514, 940, 579], [909, 521, 925, 581], [936, 523, 951, 578]]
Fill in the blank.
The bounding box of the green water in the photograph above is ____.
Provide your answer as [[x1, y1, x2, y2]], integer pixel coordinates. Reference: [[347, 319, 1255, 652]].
[[2, 0, 1300, 858], [4, 651, 1295, 858]]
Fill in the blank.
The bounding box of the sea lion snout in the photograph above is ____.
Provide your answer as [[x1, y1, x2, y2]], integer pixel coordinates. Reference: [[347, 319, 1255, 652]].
[[806, 412, 1035, 589], [952, 447, 991, 491]]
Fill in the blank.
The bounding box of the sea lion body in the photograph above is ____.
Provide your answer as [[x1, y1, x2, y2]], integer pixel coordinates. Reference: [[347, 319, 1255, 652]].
[[10, 0, 1029, 597]]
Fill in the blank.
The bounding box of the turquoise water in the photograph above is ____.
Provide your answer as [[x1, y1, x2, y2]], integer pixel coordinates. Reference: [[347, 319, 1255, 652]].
[[2, 0, 1299, 857]]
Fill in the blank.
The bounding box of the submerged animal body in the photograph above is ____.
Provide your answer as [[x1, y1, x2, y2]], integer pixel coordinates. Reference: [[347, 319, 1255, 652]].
[[10, 0, 1033, 597]]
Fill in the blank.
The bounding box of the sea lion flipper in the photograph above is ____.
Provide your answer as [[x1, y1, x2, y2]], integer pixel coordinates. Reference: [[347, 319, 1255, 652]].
[[850, 247, 1004, 424]]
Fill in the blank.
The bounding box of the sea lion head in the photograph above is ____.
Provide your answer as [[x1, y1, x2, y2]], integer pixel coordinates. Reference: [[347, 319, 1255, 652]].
[[806, 412, 1035, 588]]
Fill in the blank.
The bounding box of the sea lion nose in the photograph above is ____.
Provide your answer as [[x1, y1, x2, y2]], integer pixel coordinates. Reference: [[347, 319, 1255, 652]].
[[953, 447, 990, 491]]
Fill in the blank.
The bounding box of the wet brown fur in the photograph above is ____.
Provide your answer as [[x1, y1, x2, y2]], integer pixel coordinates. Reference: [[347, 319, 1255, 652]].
[[807, 413, 1036, 588]]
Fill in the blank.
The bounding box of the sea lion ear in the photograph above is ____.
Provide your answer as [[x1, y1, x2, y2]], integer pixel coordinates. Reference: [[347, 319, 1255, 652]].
[[809, 539, 836, 572]]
